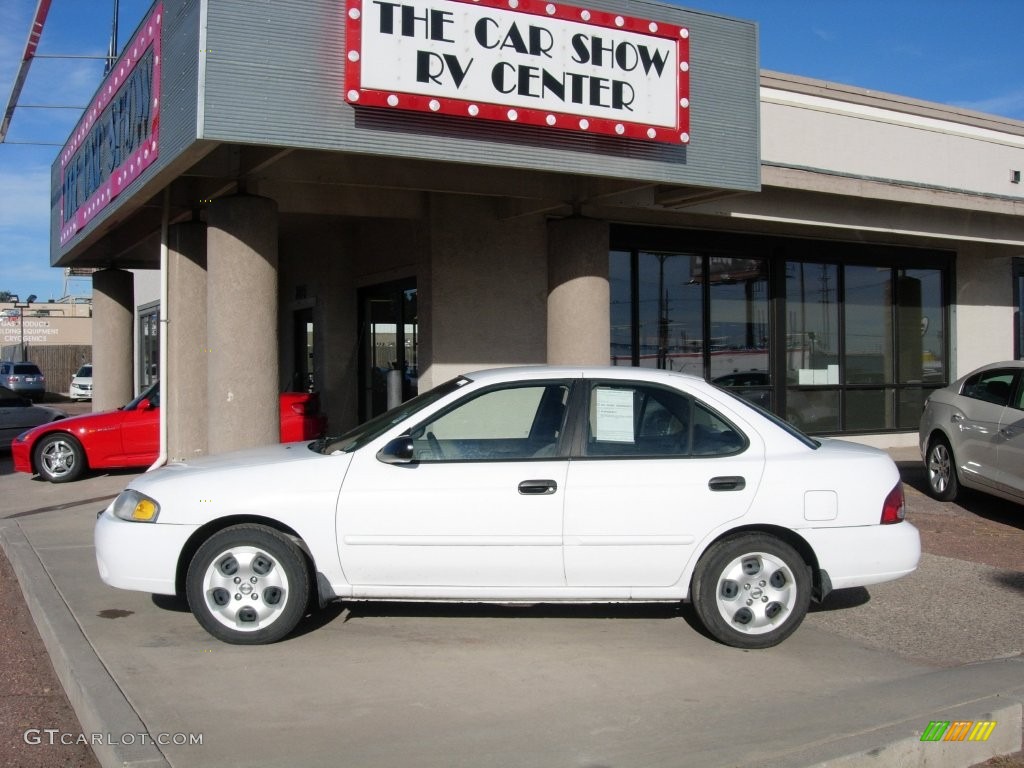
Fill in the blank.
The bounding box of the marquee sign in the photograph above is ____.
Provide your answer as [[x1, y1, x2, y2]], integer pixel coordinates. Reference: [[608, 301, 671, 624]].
[[345, 0, 690, 144], [59, 3, 162, 245]]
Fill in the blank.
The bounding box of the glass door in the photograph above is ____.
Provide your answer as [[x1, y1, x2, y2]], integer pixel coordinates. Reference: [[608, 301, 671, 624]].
[[358, 279, 417, 420], [1015, 259, 1024, 360], [291, 307, 314, 391]]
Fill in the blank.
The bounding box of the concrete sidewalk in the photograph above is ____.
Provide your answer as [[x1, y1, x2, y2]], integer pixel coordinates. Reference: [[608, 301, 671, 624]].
[[1, 460, 1022, 768]]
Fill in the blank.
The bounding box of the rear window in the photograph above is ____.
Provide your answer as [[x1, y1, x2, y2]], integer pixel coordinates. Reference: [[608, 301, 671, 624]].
[[13, 364, 41, 374]]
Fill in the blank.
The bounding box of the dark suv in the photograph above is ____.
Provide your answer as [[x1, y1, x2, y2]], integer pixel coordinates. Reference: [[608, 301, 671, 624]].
[[0, 361, 46, 401]]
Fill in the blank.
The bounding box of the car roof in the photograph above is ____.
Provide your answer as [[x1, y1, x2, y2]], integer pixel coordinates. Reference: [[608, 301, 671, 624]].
[[950, 360, 1024, 388], [461, 365, 709, 386]]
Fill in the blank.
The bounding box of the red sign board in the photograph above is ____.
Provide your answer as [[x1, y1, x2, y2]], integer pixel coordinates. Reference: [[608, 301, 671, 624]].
[[59, 3, 162, 246], [345, 0, 690, 144]]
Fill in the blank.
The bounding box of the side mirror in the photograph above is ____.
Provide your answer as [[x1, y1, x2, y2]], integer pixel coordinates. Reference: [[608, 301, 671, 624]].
[[138, 398, 153, 411], [376, 436, 415, 465]]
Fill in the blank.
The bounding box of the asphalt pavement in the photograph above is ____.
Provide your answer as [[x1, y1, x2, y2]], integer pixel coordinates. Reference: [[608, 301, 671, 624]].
[[0, 444, 1022, 768]]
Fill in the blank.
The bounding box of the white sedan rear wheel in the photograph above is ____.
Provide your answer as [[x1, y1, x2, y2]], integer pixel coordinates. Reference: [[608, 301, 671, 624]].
[[692, 534, 811, 649]]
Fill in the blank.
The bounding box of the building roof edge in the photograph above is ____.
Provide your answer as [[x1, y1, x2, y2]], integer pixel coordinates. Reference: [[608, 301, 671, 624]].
[[760, 70, 1024, 138]]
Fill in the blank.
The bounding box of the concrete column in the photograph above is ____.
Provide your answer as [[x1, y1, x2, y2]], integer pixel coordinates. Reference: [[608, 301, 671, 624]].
[[167, 221, 209, 461], [91, 268, 135, 410], [547, 217, 610, 365], [207, 195, 279, 453]]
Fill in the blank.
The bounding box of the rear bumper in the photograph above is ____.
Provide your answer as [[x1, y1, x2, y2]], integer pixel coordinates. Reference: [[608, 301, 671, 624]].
[[802, 522, 921, 590]]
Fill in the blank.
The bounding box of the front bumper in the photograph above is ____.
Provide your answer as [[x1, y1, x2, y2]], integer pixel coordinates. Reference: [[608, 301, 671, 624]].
[[11, 439, 32, 474], [94, 507, 200, 596], [69, 386, 92, 400]]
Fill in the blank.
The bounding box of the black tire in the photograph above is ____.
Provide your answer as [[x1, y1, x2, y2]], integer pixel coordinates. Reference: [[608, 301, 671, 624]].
[[186, 525, 311, 645], [34, 433, 86, 483], [691, 533, 811, 649], [925, 436, 960, 502]]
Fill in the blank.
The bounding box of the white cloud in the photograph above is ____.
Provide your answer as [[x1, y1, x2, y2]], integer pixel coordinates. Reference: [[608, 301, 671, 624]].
[[954, 89, 1024, 121]]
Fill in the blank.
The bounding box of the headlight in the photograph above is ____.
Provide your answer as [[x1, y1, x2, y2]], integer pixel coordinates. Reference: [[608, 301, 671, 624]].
[[111, 489, 160, 522]]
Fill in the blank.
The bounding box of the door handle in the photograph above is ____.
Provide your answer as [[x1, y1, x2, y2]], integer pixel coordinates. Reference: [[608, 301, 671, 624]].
[[708, 476, 746, 492], [518, 479, 558, 495]]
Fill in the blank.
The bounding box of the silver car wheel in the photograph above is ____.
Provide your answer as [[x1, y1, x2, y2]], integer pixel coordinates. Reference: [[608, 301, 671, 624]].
[[200, 545, 292, 632], [36, 434, 85, 482], [927, 442, 951, 494], [713, 551, 798, 636], [40, 439, 76, 476]]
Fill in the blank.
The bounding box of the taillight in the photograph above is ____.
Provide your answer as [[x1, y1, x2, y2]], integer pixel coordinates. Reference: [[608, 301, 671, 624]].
[[881, 483, 906, 524]]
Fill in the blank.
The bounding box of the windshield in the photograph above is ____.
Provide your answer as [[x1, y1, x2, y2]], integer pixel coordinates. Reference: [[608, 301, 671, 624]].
[[713, 384, 820, 449], [318, 376, 469, 454], [76, 365, 92, 377], [124, 381, 160, 410]]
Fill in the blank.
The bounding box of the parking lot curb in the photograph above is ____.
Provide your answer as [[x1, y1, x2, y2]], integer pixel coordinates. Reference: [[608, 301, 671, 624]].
[[0, 520, 170, 768], [785, 695, 1023, 768]]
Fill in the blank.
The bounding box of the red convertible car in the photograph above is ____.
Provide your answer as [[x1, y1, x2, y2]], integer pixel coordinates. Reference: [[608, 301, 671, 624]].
[[12, 382, 327, 483]]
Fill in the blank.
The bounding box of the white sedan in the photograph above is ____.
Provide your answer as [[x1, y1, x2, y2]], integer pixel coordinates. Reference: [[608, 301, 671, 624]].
[[95, 366, 920, 648]]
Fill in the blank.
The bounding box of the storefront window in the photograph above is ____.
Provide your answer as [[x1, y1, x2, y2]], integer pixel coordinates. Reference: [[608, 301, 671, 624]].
[[1012, 259, 1024, 360], [785, 262, 839, 429], [609, 231, 949, 435], [844, 266, 893, 385], [138, 304, 159, 389], [610, 250, 633, 366], [708, 258, 769, 377], [636, 252, 704, 377]]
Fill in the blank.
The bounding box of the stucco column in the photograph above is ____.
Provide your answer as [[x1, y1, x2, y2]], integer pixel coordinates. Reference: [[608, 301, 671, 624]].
[[167, 221, 209, 461], [206, 195, 279, 453], [91, 268, 135, 410], [547, 217, 610, 365]]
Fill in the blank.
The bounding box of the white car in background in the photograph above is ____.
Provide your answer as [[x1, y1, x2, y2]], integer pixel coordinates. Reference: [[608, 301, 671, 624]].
[[69, 364, 92, 401], [95, 366, 920, 648], [920, 360, 1024, 504]]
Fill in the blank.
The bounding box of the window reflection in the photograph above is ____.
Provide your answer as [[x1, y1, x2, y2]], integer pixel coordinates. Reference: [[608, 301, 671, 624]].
[[900, 269, 944, 386], [844, 266, 893, 385], [785, 263, 838, 386], [636, 252, 704, 377], [708, 257, 769, 384], [610, 241, 948, 436]]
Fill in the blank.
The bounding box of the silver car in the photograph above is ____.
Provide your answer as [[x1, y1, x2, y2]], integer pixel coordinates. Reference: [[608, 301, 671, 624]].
[[0, 384, 65, 450], [919, 360, 1024, 503], [0, 361, 46, 401]]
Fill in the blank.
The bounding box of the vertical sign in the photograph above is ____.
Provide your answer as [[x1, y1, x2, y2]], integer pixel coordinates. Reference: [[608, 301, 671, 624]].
[[59, 3, 163, 245]]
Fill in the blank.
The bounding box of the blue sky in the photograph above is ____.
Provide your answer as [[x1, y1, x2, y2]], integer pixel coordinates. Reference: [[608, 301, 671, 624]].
[[2, 0, 1023, 302]]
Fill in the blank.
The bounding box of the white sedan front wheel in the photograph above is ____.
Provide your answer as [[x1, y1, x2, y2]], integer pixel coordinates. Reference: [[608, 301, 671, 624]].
[[186, 525, 310, 644], [692, 534, 811, 649]]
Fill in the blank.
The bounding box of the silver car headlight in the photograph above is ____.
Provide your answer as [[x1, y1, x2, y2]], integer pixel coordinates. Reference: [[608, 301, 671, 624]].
[[111, 489, 160, 522]]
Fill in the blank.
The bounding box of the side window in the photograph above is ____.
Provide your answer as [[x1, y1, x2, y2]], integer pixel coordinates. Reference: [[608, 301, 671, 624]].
[[410, 382, 569, 461], [586, 384, 688, 457], [692, 402, 746, 456], [961, 370, 1015, 407], [585, 382, 746, 458]]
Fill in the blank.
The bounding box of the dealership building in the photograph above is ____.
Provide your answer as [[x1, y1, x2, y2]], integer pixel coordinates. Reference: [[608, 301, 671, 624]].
[[50, 0, 1024, 459]]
